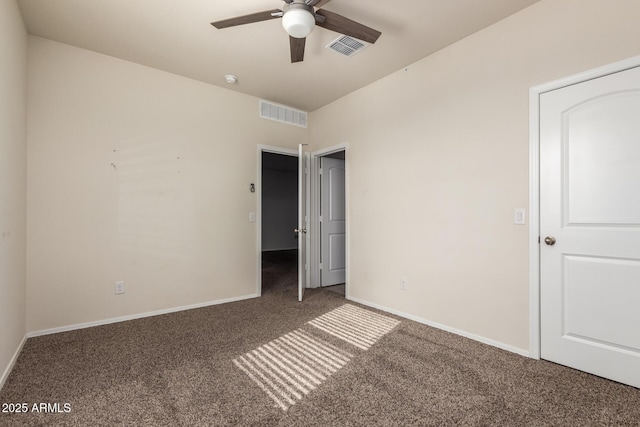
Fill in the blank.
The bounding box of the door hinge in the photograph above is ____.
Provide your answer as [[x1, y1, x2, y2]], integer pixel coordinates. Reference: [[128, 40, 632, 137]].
[[319, 263, 323, 270], [319, 215, 323, 222], [319, 168, 323, 175], [538, 236, 540, 244]]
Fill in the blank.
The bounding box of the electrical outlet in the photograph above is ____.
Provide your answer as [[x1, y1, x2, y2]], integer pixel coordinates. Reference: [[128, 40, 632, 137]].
[[115, 281, 125, 295], [401, 278, 408, 291]]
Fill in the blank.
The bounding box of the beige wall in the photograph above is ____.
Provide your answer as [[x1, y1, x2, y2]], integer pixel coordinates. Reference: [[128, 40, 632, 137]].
[[310, 0, 640, 352], [26, 37, 308, 332], [0, 0, 28, 385]]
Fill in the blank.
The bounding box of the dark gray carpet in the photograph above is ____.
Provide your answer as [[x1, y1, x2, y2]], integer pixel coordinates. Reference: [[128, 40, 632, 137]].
[[1, 250, 639, 426]]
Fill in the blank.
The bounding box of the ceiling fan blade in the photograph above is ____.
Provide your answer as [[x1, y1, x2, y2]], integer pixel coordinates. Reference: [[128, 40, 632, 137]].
[[315, 9, 381, 44], [290, 36, 306, 63], [211, 10, 282, 29]]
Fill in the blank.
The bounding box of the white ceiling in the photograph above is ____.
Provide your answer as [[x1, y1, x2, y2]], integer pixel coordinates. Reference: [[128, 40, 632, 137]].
[[17, 0, 541, 112]]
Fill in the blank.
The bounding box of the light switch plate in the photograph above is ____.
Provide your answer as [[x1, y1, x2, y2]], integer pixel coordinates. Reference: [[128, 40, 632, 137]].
[[249, 212, 256, 222], [514, 208, 526, 225], [115, 281, 125, 295]]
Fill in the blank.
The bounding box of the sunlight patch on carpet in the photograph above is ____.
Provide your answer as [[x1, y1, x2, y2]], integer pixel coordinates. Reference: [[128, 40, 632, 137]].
[[308, 304, 400, 350], [233, 304, 399, 411], [233, 330, 353, 411]]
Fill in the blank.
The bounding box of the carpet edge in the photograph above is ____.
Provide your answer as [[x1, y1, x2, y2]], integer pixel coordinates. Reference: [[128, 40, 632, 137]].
[[347, 296, 531, 358], [26, 293, 261, 338]]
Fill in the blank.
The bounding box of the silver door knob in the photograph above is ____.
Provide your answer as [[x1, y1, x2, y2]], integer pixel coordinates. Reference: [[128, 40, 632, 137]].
[[544, 236, 556, 246], [294, 228, 307, 234]]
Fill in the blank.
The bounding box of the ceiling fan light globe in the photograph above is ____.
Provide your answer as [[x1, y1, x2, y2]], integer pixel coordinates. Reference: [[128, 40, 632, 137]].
[[282, 8, 315, 38]]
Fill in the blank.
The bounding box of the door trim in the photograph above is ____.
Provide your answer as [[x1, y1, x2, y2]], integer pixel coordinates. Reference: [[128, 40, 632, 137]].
[[256, 144, 298, 296], [528, 54, 640, 359], [310, 143, 349, 295]]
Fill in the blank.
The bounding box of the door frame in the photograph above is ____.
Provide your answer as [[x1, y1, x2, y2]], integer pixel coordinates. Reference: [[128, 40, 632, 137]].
[[310, 143, 349, 294], [256, 144, 299, 296], [528, 54, 640, 359]]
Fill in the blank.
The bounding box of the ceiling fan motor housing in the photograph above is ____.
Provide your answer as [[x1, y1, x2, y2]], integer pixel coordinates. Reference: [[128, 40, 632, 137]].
[[282, 3, 316, 38]]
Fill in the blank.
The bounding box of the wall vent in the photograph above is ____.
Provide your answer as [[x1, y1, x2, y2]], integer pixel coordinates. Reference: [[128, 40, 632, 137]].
[[327, 35, 368, 57], [259, 100, 308, 128]]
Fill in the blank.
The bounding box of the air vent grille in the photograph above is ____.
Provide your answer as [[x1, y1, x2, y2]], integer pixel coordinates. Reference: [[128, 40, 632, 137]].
[[259, 100, 307, 128], [327, 35, 368, 57]]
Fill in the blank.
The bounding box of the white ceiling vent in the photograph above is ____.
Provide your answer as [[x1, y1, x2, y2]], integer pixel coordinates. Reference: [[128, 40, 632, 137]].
[[327, 35, 369, 57], [259, 100, 307, 128]]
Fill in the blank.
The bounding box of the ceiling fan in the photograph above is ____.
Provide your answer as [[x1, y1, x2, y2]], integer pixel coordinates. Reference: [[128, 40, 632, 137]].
[[211, 0, 381, 63]]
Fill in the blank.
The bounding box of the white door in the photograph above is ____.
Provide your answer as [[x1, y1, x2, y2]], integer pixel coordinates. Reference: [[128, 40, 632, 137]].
[[540, 65, 640, 388], [320, 157, 346, 286], [297, 144, 310, 302]]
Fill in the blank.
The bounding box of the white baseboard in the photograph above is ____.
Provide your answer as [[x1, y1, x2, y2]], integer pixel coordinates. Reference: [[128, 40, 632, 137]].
[[0, 334, 27, 391], [28, 293, 260, 338], [347, 296, 530, 358]]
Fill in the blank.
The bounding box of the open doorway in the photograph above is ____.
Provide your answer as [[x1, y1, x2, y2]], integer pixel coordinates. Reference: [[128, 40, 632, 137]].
[[257, 144, 347, 301], [259, 149, 299, 296]]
